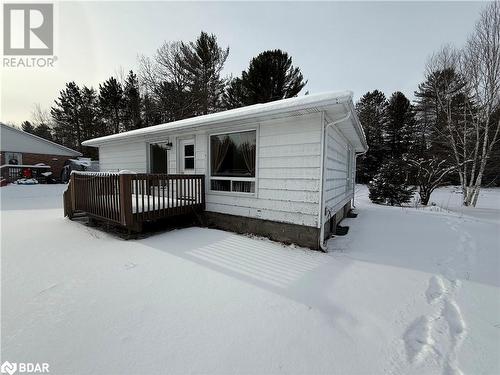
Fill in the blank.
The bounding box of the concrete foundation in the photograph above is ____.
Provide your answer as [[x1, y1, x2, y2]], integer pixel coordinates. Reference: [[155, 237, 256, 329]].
[[204, 212, 322, 250]]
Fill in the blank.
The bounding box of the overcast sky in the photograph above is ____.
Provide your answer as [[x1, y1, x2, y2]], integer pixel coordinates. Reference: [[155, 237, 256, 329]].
[[1, 1, 487, 125]]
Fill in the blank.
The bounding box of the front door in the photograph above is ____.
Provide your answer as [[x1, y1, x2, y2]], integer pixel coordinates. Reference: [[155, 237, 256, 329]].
[[179, 139, 195, 174]]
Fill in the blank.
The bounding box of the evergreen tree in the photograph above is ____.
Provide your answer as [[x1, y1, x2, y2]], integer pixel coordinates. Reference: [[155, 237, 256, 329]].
[[222, 78, 246, 109], [368, 158, 414, 206], [79, 86, 102, 158], [32, 123, 53, 141], [223, 49, 307, 108], [355, 90, 388, 183], [180, 32, 229, 115], [413, 68, 470, 163], [123, 71, 142, 130], [156, 81, 192, 122], [142, 93, 162, 127], [51, 82, 83, 150], [99, 77, 124, 134], [21, 121, 35, 133], [385, 92, 415, 158]]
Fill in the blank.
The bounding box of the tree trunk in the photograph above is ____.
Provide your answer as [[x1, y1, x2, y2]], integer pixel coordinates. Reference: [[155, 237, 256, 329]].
[[420, 190, 431, 205]]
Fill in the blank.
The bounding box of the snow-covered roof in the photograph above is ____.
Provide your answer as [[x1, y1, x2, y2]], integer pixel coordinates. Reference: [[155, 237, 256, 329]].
[[0, 123, 82, 156], [82, 91, 367, 151]]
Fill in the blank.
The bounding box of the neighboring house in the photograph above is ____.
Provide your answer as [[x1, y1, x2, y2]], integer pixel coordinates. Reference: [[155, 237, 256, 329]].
[[81, 91, 367, 250], [0, 122, 82, 180]]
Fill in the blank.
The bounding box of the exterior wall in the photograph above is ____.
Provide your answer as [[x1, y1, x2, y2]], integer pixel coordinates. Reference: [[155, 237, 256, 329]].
[[98, 140, 148, 173], [323, 123, 355, 224], [166, 113, 322, 228], [320, 120, 356, 242], [0, 151, 73, 178], [98, 112, 323, 229], [92, 111, 362, 248]]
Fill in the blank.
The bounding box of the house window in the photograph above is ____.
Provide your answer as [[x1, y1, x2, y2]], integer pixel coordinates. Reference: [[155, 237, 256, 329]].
[[6, 152, 22, 165], [184, 144, 195, 170], [210, 130, 256, 193]]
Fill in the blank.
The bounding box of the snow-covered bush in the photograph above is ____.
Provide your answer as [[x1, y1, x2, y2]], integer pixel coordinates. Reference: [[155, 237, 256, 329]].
[[368, 158, 414, 206]]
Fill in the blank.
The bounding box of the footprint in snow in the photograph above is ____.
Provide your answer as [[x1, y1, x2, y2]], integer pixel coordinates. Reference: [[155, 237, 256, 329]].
[[426, 275, 446, 304], [124, 263, 137, 270], [444, 299, 466, 339], [403, 315, 434, 364]]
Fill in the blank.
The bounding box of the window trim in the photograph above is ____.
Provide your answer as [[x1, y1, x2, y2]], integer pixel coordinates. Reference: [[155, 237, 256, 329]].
[[208, 128, 258, 196], [178, 137, 195, 174], [346, 146, 353, 193]]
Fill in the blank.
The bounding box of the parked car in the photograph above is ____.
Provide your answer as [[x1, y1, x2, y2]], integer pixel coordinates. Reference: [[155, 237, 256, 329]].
[[60, 158, 99, 183]]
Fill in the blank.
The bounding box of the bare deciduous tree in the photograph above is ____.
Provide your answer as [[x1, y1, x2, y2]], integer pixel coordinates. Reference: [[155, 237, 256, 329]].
[[31, 103, 52, 126], [460, 1, 500, 206], [409, 157, 459, 205], [138, 41, 195, 121], [424, 2, 500, 207]]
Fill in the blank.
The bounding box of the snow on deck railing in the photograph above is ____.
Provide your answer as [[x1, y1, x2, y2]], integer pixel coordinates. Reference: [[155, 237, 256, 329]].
[[70, 170, 137, 176]]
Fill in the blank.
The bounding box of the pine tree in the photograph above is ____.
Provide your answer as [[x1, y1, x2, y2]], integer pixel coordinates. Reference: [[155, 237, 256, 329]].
[[79, 86, 102, 157], [32, 123, 53, 141], [180, 32, 229, 115], [385, 92, 415, 158], [21, 121, 35, 133], [142, 93, 162, 127], [99, 77, 124, 134], [413, 68, 470, 162], [223, 49, 307, 108], [222, 78, 245, 109], [123, 71, 142, 130], [368, 158, 414, 206], [51, 82, 83, 150], [156, 81, 192, 122], [355, 90, 388, 183]]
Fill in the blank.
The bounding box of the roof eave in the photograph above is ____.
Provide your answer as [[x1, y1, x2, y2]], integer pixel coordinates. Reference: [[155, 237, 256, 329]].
[[82, 92, 353, 147]]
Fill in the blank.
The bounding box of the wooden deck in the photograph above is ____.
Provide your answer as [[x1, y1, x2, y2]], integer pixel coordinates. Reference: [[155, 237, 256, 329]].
[[64, 172, 205, 231]]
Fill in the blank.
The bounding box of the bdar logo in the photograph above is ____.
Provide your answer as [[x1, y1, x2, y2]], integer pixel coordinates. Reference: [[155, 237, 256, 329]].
[[0, 361, 17, 375], [3, 3, 53, 55]]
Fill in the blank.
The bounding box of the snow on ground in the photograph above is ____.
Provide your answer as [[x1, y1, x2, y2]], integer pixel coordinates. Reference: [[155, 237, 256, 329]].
[[424, 186, 500, 224], [1, 184, 499, 375]]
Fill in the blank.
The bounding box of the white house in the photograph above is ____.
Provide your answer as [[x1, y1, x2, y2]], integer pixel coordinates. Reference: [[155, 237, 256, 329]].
[[82, 91, 367, 250]]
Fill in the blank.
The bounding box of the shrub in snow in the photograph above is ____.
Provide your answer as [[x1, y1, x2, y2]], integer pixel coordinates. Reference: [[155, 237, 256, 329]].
[[368, 158, 414, 206]]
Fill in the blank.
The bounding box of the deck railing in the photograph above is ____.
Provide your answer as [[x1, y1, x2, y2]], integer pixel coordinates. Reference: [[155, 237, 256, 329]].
[[64, 172, 205, 231]]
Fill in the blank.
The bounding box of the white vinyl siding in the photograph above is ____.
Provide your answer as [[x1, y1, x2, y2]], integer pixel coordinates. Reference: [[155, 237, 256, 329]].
[[323, 122, 355, 221], [98, 141, 147, 172], [206, 113, 322, 227], [96, 113, 324, 228]]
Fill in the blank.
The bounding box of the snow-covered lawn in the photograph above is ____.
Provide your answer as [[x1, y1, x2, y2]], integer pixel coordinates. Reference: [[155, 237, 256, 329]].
[[1, 184, 499, 374]]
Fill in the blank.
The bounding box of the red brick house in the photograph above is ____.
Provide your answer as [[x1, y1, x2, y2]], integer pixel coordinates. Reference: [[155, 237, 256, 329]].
[[0, 122, 81, 181]]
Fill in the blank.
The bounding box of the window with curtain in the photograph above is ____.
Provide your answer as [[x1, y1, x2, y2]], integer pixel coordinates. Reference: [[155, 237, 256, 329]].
[[210, 130, 256, 193]]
